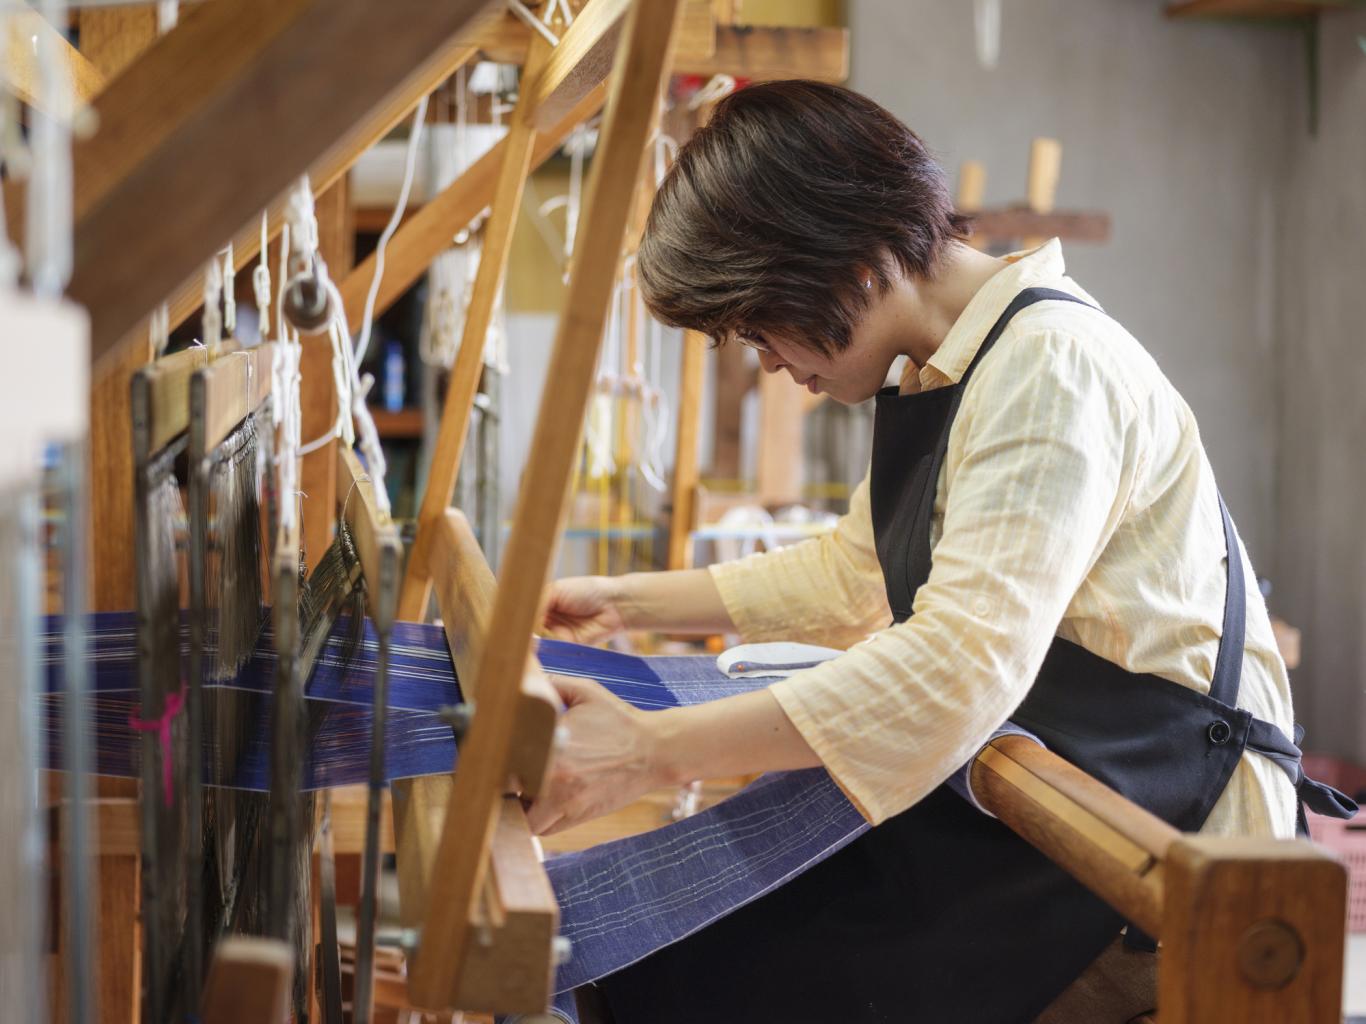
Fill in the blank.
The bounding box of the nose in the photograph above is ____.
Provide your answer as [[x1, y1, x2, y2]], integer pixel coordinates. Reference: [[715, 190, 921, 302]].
[[757, 349, 784, 375]]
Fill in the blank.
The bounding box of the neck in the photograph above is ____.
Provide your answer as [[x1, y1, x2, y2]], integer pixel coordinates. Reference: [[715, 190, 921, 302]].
[[897, 242, 1008, 367]]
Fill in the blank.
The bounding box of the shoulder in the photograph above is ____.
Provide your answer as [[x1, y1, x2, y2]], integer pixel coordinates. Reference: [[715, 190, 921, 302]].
[[970, 298, 1154, 422]]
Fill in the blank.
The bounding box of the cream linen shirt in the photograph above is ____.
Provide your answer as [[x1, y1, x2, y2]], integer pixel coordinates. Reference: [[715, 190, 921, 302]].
[[710, 240, 1297, 837]]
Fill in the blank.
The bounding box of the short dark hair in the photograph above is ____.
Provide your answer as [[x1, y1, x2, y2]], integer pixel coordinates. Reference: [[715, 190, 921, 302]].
[[638, 80, 970, 355]]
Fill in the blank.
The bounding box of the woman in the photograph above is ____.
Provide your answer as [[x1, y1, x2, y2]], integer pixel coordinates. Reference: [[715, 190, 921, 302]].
[[528, 81, 1350, 1022]]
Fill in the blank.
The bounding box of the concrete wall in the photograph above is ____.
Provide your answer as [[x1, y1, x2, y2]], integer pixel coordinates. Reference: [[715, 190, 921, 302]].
[[850, 0, 1297, 561], [1274, 11, 1366, 759]]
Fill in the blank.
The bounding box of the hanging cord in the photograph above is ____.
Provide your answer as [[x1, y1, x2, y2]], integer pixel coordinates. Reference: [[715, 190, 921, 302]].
[[354, 93, 429, 368], [156, 1, 179, 34], [272, 226, 304, 532], [222, 241, 236, 338], [254, 212, 272, 342], [149, 302, 171, 358], [687, 73, 737, 112], [506, 0, 574, 47], [202, 255, 224, 355]]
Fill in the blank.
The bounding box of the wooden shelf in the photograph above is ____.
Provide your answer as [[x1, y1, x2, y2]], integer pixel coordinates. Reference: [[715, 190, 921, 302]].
[[370, 406, 424, 439], [1166, 0, 1339, 18]]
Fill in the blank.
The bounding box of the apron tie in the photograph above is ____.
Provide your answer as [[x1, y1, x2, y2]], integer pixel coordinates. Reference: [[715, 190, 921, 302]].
[[1245, 718, 1358, 828]]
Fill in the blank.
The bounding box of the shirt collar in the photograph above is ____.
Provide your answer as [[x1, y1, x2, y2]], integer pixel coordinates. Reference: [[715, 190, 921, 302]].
[[901, 239, 1069, 394]]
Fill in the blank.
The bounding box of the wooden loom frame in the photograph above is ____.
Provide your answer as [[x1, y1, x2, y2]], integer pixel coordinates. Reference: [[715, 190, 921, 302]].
[[381, 0, 687, 1013]]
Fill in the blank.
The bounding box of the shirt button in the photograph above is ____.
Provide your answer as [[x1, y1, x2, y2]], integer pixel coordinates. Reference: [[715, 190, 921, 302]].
[[1207, 720, 1232, 746], [972, 597, 991, 617]]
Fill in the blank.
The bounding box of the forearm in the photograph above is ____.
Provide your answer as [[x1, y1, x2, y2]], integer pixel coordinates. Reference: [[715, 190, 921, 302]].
[[612, 568, 736, 634], [650, 687, 822, 784]]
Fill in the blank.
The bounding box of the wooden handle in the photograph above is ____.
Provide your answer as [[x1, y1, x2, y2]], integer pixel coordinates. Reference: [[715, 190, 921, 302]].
[[970, 735, 1174, 938]]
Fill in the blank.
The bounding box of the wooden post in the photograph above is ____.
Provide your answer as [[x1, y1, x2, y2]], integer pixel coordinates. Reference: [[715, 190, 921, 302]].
[[1022, 137, 1062, 250], [667, 331, 707, 570], [755, 370, 804, 507], [200, 937, 294, 1024], [397, 36, 552, 621], [298, 178, 353, 570], [407, 0, 684, 1007]]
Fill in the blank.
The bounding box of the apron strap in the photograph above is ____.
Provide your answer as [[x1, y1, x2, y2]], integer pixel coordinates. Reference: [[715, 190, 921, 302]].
[[1208, 496, 1245, 708]]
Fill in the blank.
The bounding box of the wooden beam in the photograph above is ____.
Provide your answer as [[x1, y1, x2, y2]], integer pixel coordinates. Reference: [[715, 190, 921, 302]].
[[79, 7, 160, 79], [1166, 0, 1334, 16], [84, 6, 158, 620], [335, 446, 402, 625], [1022, 137, 1062, 250], [408, 0, 683, 1008], [667, 330, 707, 569], [675, 24, 849, 82], [522, 0, 629, 132], [464, 0, 715, 65], [338, 80, 607, 332], [298, 179, 352, 571], [1, 11, 103, 113], [66, 0, 497, 374], [396, 36, 552, 622], [966, 208, 1112, 246]]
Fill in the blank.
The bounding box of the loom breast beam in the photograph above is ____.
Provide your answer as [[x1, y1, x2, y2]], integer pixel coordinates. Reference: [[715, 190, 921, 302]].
[[65, 0, 498, 371], [334, 446, 403, 1024], [970, 736, 1348, 1023], [0, 292, 89, 1024], [406, 0, 685, 1011]]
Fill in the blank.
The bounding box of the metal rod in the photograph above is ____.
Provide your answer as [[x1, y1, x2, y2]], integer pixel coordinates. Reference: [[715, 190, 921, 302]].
[[186, 378, 209, 1004], [58, 440, 95, 1024], [353, 619, 390, 1024]]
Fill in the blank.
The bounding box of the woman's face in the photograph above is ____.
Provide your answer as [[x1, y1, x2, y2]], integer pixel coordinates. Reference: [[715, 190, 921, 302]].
[[737, 286, 907, 406]]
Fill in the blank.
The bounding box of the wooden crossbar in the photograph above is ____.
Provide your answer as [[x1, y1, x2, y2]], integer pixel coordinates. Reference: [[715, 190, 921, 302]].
[[972, 735, 1348, 1022]]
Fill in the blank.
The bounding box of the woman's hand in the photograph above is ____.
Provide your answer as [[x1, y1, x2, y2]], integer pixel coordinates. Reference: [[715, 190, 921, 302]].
[[542, 576, 628, 645], [525, 675, 678, 836]]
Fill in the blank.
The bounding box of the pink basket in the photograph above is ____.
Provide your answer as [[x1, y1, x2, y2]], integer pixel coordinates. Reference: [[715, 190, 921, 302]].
[[1304, 754, 1366, 933], [1309, 814, 1366, 932]]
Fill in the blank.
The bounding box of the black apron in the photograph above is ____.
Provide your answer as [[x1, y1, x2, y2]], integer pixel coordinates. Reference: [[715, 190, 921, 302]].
[[598, 287, 1355, 1023]]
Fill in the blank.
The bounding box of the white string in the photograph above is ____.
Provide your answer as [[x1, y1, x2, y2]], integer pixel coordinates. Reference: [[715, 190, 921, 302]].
[[222, 241, 236, 337], [354, 94, 429, 368], [149, 303, 170, 357], [688, 74, 737, 112], [202, 256, 223, 356], [253, 212, 271, 342], [155, 0, 178, 34], [506, 0, 560, 47], [26, 0, 73, 298]]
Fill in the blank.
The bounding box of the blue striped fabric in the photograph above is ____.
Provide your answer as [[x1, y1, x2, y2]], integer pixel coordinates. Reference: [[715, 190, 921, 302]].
[[41, 611, 1034, 1005]]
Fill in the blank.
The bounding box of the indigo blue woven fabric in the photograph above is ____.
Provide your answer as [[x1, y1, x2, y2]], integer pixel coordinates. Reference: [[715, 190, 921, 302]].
[[42, 610, 1036, 1004]]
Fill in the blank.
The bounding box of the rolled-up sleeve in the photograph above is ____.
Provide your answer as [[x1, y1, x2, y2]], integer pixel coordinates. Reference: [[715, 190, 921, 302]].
[[709, 473, 891, 650], [767, 330, 1143, 824]]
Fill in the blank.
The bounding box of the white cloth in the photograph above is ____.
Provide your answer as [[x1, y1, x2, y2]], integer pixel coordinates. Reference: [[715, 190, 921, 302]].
[[717, 642, 844, 680]]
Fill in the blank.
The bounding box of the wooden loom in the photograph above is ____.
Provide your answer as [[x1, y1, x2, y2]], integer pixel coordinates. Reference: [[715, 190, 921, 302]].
[[13, 4, 1351, 1023]]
